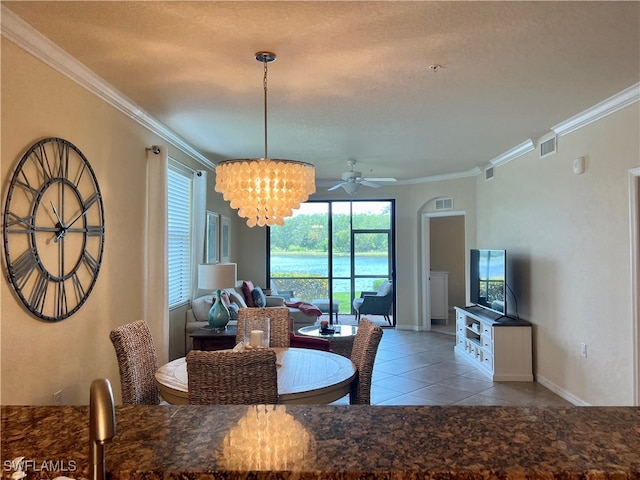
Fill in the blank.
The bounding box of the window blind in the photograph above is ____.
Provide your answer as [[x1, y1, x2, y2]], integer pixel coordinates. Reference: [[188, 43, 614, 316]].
[[168, 166, 193, 307]]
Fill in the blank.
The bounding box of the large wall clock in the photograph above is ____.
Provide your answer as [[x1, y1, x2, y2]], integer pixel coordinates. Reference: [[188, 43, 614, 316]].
[[3, 137, 105, 321]]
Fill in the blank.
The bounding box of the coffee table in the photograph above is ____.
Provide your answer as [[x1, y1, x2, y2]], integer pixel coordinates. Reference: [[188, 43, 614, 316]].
[[297, 324, 357, 358]]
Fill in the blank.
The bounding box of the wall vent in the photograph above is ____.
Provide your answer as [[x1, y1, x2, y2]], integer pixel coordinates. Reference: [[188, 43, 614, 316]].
[[485, 166, 494, 181], [435, 198, 453, 210], [538, 133, 557, 158]]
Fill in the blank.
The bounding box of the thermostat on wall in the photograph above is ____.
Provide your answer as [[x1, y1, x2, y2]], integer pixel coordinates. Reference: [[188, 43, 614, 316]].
[[573, 156, 585, 175]]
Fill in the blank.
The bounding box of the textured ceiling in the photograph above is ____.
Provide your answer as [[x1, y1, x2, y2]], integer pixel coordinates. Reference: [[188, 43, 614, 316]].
[[3, 1, 639, 186]]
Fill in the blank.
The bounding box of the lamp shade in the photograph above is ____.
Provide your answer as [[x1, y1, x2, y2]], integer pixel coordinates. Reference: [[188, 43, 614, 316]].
[[198, 263, 237, 291]]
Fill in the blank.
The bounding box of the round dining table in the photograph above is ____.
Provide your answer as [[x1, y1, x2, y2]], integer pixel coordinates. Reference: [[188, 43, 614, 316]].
[[155, 347, 356, 405]]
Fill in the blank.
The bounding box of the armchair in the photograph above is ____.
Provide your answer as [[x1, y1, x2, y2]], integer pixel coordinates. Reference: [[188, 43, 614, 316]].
[[352, 280, 394, 326]]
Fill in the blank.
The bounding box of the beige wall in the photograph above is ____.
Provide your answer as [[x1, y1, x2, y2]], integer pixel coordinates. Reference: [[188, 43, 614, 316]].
[[0, 39, 213, 404], [235, 221, 269, 286], [475, 104, 639, 405]]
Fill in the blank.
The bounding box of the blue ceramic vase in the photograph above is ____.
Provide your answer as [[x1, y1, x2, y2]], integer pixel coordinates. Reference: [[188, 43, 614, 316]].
[[208, 289, 230, 330]]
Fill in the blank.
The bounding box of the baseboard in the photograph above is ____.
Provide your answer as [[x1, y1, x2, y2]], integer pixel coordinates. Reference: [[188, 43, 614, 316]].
[[536, 374, 590, 406], [493, 374, 534, 382], [396, 325, 422, 332]]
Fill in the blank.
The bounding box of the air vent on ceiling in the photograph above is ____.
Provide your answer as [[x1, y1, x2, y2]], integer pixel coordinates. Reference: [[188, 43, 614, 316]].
[[538, 133, 557, 159], [485, 166, 494, 181], [435, 198, 453, 210]]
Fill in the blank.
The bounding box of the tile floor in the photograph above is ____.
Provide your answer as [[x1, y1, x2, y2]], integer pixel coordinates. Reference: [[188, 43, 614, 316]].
[[331, 326, 572, 406]]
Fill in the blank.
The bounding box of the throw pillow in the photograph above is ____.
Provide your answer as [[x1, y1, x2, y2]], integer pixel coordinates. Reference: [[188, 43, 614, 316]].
[[228, 303, 239, 321], [377, 281, 392, 297], [219, 290, 231, 308], [227, 289, 248, 308], [228, 289, 247, 308], [242, 280, 255, 307], [191, 295, 214, 322], [251, 286, 266, 308]]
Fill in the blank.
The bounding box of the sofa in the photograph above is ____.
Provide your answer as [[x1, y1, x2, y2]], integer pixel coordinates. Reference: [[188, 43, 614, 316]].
[[185, 280, 319, 352]]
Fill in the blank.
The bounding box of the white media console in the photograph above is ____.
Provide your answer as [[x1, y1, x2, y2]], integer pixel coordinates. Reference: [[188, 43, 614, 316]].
[[454, 306, 533, 381]]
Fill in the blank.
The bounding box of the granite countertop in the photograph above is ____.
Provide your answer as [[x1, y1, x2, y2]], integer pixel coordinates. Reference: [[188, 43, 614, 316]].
[[2, 405, 640, 479]]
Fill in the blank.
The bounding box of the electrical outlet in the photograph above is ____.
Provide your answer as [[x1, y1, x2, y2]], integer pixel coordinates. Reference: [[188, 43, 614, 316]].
[[580, 343, 587, 358], [53, 390, 63, 405]]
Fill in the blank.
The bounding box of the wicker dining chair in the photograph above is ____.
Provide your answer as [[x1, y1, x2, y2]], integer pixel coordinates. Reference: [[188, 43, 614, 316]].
[[349, 318, 383, 405], [186, 349, 278, 404], [236, 307, 291, 348], [109, 320, 160, 405]]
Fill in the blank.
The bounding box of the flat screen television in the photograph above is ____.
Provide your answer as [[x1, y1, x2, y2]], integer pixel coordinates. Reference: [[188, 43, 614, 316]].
[[470, 249, 507, 315]]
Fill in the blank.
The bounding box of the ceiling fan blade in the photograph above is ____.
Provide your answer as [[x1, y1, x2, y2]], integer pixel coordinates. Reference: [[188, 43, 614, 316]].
[[364, 177, 397, 182], [327, 182, 346, 191], [361, 180, 381, 188]]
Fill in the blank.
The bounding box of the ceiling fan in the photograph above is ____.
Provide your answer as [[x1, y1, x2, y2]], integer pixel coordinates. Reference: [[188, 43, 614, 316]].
[[327, 160, 397, 196]]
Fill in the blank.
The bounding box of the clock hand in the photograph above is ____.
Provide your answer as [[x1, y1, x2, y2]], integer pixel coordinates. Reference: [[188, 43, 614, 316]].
[[50, 201, 65, 227], [66, 204, 91, 230], [51, 201, 67, 244], [55, 196, 99, 241]]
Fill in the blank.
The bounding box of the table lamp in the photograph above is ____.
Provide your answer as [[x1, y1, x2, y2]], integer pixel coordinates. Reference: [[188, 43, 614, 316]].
[[198, 263, 237, 331]]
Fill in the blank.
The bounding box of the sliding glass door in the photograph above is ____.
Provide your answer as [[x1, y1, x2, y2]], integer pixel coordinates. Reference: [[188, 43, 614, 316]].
[[353, 231, 392, 296], [269, 200, 395, 325]]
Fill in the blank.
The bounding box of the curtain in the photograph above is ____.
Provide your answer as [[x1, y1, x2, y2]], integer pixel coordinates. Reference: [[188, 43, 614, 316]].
[[191, 170, 207, 300], [145, 145, 169, 365]]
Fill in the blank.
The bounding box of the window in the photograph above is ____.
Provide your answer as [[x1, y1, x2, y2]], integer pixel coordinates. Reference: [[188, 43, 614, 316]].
[[167, 164, 193, 307], [269, 200, 395, 323]]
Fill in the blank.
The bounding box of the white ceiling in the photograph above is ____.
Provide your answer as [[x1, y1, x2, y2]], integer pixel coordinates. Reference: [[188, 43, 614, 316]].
[[3, 1, 639, 186]]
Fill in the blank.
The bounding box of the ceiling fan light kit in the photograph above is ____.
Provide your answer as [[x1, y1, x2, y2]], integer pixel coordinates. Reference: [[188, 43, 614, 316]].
[[215, 52, 315, 227], [341, 182, 362, 196]]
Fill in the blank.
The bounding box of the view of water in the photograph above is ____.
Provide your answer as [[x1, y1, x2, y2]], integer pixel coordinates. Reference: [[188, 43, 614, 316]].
[[271, 255, 389, 278]]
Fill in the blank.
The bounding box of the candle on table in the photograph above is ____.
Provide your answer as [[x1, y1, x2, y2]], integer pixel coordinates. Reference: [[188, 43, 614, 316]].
[[250, 330, 264, 348]]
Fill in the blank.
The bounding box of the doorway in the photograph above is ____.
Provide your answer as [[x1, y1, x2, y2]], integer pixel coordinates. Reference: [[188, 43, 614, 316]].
[[421, 211, 466, 331]]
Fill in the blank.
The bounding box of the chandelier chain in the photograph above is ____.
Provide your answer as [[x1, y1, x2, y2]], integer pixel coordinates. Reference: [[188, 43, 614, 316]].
[[263, 56, 269, 159]]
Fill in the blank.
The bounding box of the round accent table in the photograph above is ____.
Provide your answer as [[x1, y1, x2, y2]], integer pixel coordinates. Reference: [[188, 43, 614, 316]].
[[297, 325, 357, 358]]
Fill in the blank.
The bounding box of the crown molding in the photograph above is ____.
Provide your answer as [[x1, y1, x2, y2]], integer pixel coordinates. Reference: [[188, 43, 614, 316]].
[[396, 167, 482, 185], [552, 82, 640, 137], [489, 139, 535, 167], [0, 6, 215, 169]]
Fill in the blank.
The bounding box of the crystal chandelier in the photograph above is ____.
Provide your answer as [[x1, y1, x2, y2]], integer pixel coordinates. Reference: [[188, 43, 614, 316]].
[[215, 52, 315, 227]]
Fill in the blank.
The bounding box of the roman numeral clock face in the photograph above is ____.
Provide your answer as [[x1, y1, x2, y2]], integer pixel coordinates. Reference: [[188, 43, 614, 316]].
[[3, 138, 105, 321]]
